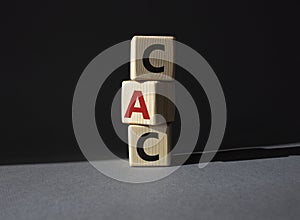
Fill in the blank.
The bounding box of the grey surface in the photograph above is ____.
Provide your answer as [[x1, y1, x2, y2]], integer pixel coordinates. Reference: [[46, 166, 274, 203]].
[[0, 157, 299, 220]]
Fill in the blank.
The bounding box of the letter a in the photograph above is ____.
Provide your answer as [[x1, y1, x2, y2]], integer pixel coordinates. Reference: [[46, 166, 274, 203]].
[[124, 90, 150, 119]]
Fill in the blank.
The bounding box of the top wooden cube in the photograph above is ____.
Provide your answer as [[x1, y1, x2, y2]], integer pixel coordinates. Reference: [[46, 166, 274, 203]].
[[130, 36, 175, 81]]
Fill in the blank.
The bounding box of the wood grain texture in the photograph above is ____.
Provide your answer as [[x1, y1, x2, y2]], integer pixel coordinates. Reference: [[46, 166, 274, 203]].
[[130, 36, 175, 81], [128, 124, 171, 166], [121, 80, 175, 125]]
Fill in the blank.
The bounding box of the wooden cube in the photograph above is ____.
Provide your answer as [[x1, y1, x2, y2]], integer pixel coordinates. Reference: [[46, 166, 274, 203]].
[[130, 36, 175, 81], [128, 124, 171, 166], [121, 80, 175, 125]]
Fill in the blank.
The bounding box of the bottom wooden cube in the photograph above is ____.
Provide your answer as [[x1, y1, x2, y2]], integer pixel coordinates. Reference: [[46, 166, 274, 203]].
[[128, 124, 171, 166]]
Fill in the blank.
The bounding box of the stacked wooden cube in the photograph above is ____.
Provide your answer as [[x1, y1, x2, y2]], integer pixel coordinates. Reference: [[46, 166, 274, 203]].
[[121, 36, 175, 166]]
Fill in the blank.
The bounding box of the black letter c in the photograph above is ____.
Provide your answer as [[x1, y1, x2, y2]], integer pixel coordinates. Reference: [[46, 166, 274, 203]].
[[136, 132, 159, 161], [142, 44, 165, 73]]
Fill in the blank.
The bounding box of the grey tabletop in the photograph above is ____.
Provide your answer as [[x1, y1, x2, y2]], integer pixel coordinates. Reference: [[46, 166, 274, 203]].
[[0, 156, 299, 220]]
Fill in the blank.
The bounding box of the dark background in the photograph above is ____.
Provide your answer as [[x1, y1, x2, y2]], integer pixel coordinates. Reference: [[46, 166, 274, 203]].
[[1, 0, 300, 164]]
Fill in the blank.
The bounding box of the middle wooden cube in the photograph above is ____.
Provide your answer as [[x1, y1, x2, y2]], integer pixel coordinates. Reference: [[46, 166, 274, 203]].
[[121, 80, 175, 125]]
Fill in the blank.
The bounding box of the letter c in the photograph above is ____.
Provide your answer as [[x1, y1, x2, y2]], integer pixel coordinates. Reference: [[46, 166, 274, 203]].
[[142, 44, 165, 73], [136, 132, 159, 161]]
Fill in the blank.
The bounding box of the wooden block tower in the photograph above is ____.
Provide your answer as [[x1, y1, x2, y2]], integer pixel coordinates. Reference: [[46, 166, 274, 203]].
[[121, 36, 175, 166]]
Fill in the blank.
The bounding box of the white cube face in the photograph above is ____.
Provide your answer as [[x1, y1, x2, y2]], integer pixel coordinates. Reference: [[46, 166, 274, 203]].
[[128, 124, 171, 166], [130, 36, 175, 81], [121, 81, 175, 125]]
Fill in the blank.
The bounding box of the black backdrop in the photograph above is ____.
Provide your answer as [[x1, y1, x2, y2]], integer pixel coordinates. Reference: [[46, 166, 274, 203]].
[[1, 0, 300, 164]]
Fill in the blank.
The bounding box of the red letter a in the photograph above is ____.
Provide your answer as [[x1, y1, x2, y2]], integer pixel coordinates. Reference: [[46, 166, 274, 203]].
[[124, 90, 150, 119]]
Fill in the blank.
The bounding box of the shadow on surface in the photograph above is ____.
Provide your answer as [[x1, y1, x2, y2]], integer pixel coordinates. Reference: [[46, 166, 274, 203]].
[[172, 146, 300, 166], [1, 146, 300, 166]]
